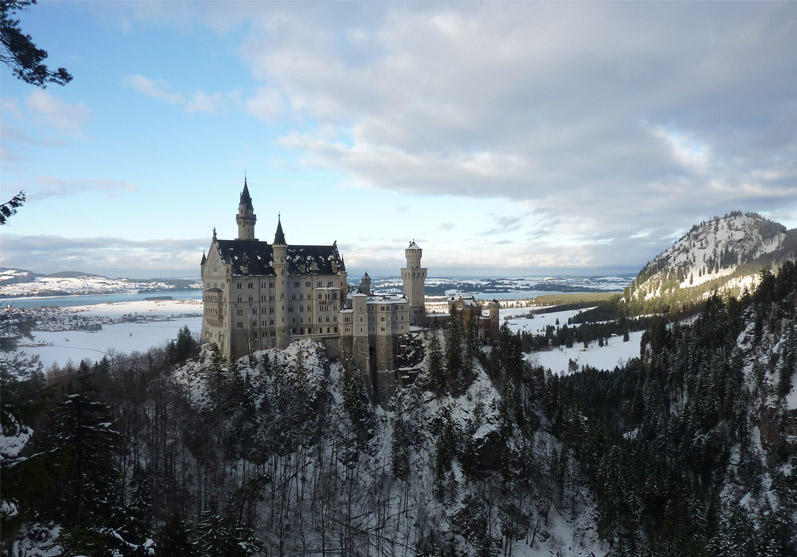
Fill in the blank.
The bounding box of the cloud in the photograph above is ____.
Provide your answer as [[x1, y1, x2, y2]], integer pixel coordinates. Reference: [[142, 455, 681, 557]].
[[223, 2, 797, 263], [25, 91, 90, 136], [71, 3, 797, 270], [0, 234, 206, 278], [186, 90, 241, 113], [245, 86, 284, 122], [0, 97, 22, 119], [124, 74, 185, 104], [124, 74, 240, 113], [481, 215, 522, 236], [27, 176, 139, 201]]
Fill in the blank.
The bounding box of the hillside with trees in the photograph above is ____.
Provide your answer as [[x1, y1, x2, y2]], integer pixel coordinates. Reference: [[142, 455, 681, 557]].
[[624, 212, 797, 314], [3, 263, 796, 555]]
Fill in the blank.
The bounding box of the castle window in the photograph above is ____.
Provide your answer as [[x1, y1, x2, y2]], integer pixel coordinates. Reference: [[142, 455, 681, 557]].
[[237, 309, 243, 316], [237, 322, 243, 328], [381, 327, 385, 332], [248, 282, 253, 288], [237, 282, 242, 288], [335, 327, 338, 333], [305, 281, 311, 287], [249, 296, 253, 302], [269, 282, 274, 288], [252, 308, 257, 315], [291, 294, 296, 300], [237, 296, 242, 302], [294, 281, 300, 287], [317, 281, 322, 287]]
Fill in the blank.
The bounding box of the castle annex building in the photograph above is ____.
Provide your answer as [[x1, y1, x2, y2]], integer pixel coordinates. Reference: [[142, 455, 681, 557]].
[[200, 180, 427, 400]]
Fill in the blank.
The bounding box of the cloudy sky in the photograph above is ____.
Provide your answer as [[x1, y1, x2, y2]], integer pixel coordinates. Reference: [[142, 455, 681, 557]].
[[1, 2, 795, 278]]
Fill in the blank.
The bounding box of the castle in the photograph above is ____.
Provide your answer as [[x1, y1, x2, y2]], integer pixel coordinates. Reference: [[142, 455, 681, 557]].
[[200, 179, 429, 401]]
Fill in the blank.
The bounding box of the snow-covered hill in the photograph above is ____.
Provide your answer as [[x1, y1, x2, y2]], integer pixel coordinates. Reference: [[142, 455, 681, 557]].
[[625, 211, 796, 309], [0, 268, 200, 297]]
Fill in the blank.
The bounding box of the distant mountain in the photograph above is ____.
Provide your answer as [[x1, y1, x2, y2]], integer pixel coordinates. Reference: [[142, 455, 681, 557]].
[[0, 267, 201, 298], [624, 211, 797, 312]]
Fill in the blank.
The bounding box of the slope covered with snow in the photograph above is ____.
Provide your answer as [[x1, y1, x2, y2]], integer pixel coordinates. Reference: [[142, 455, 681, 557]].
[[625, 211, 796, 310]]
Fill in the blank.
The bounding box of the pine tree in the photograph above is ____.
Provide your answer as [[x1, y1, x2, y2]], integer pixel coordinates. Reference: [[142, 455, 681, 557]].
[[157, 513, 195, 556], [427, 332, 445, 393], [51, 378, 122, 529], [445, 316, 463, 384]]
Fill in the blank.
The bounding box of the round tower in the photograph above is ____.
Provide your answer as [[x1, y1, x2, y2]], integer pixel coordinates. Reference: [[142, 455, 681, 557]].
[[236, 177, 257, 240], [272, 215, 288, 348], [401, 240, 427, 326]]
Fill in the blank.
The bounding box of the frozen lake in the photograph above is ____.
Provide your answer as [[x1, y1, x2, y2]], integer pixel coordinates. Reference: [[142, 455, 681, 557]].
[[2, 289, 202, 309], [20, 317, 203, 370]]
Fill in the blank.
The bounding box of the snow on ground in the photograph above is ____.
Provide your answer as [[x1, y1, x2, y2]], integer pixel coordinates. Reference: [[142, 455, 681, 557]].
[[19, 316, 202, 369], [527, 331, 645, 375], [503, 307, 597, 333], [1, 424, 32, 459], [786, 371, 797, 411], [61, 298, 202, 317]]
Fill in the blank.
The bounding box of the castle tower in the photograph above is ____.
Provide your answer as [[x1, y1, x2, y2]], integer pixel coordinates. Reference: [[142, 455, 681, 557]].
[[401, 240, 426, 326], [273, 216, 288, 348], [236, 177, 257, 240], [488, 299, 500, 341], [359, 271, 372, 295]]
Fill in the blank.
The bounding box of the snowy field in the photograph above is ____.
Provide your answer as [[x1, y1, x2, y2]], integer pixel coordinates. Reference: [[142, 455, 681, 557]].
[[499, 306, 645, 375], [528, 331, 645, 375], [61, 298, 202, 317], [20, 317, 203, 370], [502, 307, 597, 334]]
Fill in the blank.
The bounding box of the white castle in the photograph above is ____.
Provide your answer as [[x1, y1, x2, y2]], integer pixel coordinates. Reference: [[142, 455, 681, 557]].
[[200, 179, 427, 400]]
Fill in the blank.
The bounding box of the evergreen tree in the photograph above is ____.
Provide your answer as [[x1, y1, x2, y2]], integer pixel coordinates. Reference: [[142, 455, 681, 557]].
[[51, 376, 122, 529], [426, 331, 445, 393], [157, 513, 195, 557]]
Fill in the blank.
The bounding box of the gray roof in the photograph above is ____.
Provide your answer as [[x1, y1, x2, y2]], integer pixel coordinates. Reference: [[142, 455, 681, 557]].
[[214, 239, 345, 276], [274, 217, 286, 245], [239, 178, 253, 211]]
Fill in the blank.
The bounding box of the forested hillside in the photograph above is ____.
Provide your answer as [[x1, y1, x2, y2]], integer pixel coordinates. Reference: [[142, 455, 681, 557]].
[[2, 264, 796, 555], [624, 212, 796, 314]]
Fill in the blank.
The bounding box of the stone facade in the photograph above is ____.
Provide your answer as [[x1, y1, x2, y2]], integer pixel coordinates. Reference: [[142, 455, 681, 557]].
[[200, 180, 424, 402], [447, 296, 501, 343]]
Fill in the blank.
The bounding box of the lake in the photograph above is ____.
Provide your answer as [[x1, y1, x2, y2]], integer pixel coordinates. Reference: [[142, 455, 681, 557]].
[[2, 289, 203, 309]]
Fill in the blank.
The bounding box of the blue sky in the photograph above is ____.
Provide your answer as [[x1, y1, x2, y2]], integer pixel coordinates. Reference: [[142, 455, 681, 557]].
[[1, 2, 795, 278]]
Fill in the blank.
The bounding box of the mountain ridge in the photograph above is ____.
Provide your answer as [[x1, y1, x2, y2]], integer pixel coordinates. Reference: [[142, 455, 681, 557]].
[[624, 211, 797, 312]]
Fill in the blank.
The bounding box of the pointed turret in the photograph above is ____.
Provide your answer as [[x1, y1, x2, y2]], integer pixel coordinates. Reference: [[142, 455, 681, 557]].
[[274, 215, 286, 245], [359, 271, 372, 295], [236, 176, 257, 240], [239, 176, 253, 210], [200, 251, 206, 265]]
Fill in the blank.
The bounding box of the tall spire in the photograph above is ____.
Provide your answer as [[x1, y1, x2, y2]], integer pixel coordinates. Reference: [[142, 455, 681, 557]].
[[274, 214, 286, 245], [239, 176, 253, 211]]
